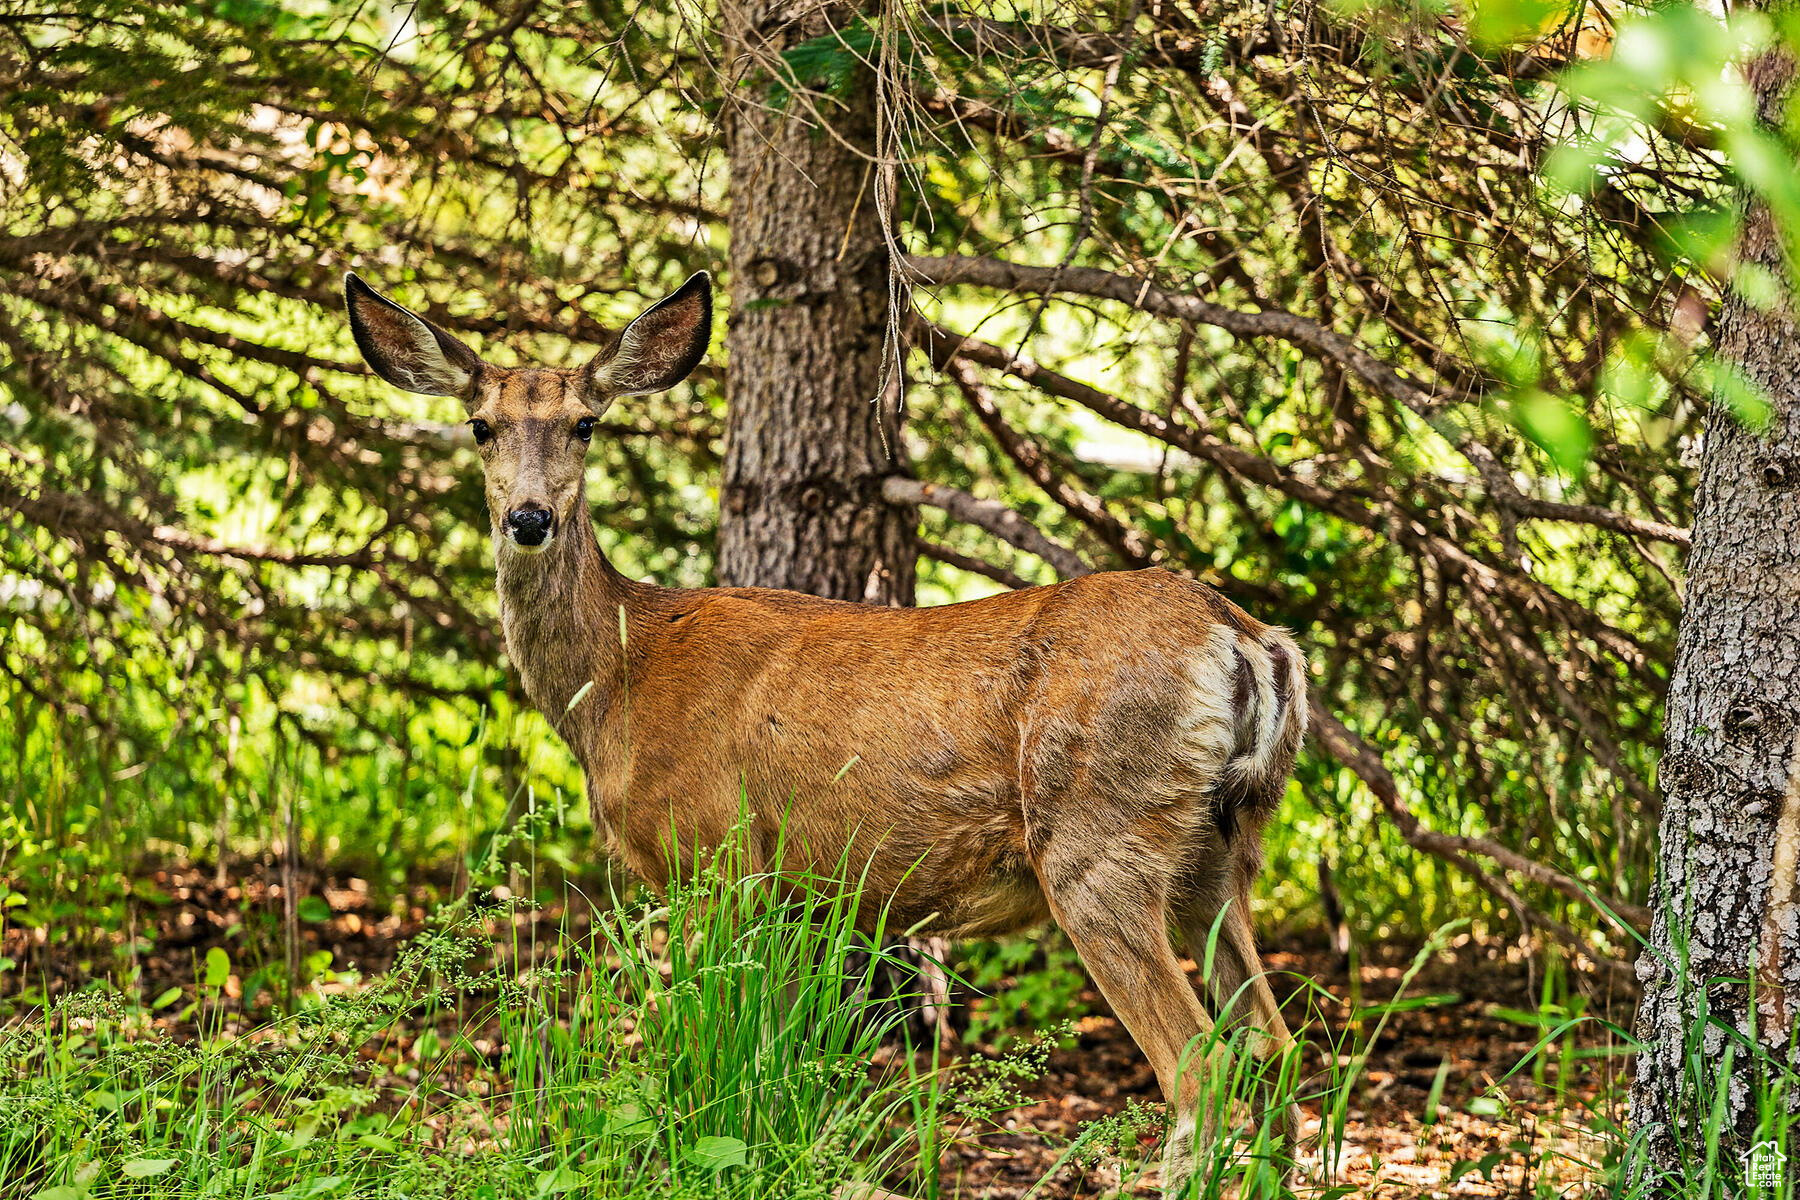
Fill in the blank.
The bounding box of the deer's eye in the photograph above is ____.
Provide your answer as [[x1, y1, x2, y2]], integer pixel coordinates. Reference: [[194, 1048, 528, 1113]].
[[573, 416, 596, 442], [469, 418, 493, 445]]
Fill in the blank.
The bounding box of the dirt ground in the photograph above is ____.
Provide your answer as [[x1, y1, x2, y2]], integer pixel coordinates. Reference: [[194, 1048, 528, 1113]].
[[5, 863, 1633, 1198], [951, 938, 1627, 1199]]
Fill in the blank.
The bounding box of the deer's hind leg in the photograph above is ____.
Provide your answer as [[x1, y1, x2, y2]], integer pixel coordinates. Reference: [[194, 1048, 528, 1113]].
[[1031, 833, 1225, 1195], [1173, 855, 1302, 1156]]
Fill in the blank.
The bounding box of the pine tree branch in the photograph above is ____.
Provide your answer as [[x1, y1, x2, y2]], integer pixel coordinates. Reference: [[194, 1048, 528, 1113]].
[[917, 540, 1035, 591], [936, 354, 1156, 566], [1310, 704, 1651, 939], [903, 252, 1464, 418], [880, 477, 1092, 580]]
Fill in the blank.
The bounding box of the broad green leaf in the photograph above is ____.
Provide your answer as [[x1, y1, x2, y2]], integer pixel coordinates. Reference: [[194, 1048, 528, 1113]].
[[297, 895, 332, 923], [534, 1167, 582, 1194], [686, 1135, 748, 1171], [1657, 205, 1740, 275], [602, 1101, 656, 1139], [1514, 391, 1592, 474], [1468, 0, 1560, 48], [1541, 138, 1609, 196], [1703, 358, 1774, 431], [202, 946, 230, 988], [122, 1158, 178, 1179]]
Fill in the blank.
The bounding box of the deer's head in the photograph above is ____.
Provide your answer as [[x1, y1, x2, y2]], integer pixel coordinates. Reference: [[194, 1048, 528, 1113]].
[[345, 272, 712, 555]]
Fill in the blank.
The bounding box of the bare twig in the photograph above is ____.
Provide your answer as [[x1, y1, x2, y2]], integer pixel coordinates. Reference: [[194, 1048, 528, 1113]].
[[880, 476, 1092, 579]]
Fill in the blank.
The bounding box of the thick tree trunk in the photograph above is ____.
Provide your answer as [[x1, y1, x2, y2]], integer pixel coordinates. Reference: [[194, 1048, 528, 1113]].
[[717, 0, 914, 603], [1630, 30, 1800, 1170]]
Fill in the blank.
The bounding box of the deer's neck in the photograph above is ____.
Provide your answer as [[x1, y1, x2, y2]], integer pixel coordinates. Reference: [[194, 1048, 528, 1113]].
[[494, 513, 636, 757]]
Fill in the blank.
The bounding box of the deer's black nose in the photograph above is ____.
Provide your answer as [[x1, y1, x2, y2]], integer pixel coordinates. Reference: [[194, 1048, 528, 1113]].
[[506, 505, 554, 546]]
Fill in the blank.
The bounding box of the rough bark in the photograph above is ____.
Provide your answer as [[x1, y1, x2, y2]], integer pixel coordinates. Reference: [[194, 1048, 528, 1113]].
[[717, 0, 914, 603], [1630, 26, 1800, 1168]]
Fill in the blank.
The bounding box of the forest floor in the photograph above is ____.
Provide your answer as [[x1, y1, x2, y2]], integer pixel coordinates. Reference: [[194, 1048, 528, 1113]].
[[958, 943, 1626, 1199], [7, 861, 1633, 1198]]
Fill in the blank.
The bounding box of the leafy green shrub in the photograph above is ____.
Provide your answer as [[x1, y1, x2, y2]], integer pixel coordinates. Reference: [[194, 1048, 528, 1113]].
[[955, 933, 1089, 1050]]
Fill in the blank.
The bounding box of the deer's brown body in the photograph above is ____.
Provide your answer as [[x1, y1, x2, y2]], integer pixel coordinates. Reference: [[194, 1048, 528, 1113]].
[[506, 517, 1302, 940], [345, 270, 1305, 1185]]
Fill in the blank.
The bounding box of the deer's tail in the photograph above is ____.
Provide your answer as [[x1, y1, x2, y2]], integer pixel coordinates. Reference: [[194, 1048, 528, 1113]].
[[1213, 627, 1307, 843]]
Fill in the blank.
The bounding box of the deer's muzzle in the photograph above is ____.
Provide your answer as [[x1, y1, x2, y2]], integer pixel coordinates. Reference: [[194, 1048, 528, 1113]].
[[505, 504, 555, 551]]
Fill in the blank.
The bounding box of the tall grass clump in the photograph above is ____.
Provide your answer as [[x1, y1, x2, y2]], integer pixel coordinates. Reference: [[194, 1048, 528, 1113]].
[[1161, 925, 1462, 1199], [495, 822, 950, 1198], [0, 820, 951, 1199], [1017, 919, 1427, 1200]]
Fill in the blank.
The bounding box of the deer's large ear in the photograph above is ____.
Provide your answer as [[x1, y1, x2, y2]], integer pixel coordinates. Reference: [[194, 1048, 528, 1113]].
[[344, 273, 481, 399], [584, 272, 712, 405]]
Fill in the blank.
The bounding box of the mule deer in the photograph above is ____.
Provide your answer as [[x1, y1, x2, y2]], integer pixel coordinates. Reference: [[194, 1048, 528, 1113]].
[[344, 269, 1306, 1184]]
